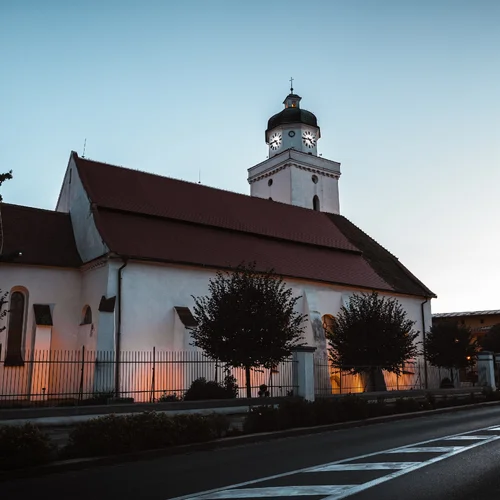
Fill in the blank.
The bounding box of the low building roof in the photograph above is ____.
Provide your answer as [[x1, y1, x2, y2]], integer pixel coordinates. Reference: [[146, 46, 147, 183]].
[[0, 203, 81, 268], [433, 310, 500, 318]]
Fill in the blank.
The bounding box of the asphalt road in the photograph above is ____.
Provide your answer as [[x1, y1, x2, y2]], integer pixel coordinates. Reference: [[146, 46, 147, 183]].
[[2, 405, 500, 499]]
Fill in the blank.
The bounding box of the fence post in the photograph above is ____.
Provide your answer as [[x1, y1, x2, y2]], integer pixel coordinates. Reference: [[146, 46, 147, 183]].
[[477, 351, 496, 391], [292, 346, 316, 401], [150, 347, 156, 403], [78, 346, 85, 402]]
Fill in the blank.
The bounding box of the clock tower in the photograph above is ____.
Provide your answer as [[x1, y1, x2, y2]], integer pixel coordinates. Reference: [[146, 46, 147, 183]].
[[248, 84, 341, 214]]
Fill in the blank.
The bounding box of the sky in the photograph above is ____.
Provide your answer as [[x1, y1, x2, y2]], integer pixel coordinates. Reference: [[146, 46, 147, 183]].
[[1, 0, 499, 313]]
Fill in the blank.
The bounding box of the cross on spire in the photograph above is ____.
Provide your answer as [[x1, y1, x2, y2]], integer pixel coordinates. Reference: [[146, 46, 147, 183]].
[[289, 77, 294, 93]]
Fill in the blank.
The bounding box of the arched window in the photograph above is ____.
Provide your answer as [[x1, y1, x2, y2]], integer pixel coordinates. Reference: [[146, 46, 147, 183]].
[[5, 290, 27, 366], [313, 195, 320, 211], [322, 314, 335, 334], [81, 305, 92, 325]]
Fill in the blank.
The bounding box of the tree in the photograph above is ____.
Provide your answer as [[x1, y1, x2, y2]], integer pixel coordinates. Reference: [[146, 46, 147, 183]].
[[190, 263, 307, 398], [326, 292, 419, 391], [0, 170, 13, 202], [425, 321, 479, 385], [479, 324, 500, 353]]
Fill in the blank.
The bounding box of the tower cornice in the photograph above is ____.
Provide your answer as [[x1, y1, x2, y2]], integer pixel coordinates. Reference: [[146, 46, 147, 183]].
[[248, 149, 341, 183]]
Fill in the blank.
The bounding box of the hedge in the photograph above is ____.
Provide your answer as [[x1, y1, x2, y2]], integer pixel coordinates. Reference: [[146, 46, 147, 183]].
[[62, 411, 230, 458]]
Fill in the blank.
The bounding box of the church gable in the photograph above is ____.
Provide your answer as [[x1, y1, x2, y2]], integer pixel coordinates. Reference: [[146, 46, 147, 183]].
[[55, 154, 109, 263]]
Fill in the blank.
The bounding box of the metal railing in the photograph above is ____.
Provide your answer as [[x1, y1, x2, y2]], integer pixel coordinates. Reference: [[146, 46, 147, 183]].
[[0, 349, 297, 406], [313, 355, 468, 396]]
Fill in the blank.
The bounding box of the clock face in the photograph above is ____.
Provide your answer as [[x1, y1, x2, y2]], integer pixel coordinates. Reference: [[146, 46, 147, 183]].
[[269, 132, 282, 150], [302, 130, 317, 148]]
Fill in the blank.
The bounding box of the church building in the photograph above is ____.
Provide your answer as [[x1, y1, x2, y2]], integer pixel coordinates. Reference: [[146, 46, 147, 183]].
[[0, 88, 435, 397]]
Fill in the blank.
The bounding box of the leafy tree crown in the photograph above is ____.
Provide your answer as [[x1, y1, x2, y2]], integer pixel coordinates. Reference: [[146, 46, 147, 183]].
[[425, 321, 479, 369], [190, 262, 307, 369], [326, 292, 419, 375]]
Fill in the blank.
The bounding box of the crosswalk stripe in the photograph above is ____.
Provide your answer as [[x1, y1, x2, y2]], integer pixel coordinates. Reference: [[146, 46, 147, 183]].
[[444, 435, 492, 440], [170, 424, 500, 500], [308, 462, 421, 471], [387, 446, 463, 453], [195, 485, 355, 498]]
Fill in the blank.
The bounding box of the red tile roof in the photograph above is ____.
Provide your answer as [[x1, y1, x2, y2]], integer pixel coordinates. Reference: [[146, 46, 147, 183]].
[[72, 152, 434, 297], [75, 154, 357, 252], [94, 209, 391, 290], [0, 204, 81, 268]]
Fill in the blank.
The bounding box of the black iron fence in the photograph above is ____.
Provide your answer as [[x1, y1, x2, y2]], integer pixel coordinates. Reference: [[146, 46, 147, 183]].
[[313, 355, 472, 395], [0, 349, 297, 406]]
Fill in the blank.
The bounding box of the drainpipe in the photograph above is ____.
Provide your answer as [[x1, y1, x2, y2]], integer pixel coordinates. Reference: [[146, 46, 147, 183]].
[[421, 297, 429, 389], [115, 258, 128, 397]]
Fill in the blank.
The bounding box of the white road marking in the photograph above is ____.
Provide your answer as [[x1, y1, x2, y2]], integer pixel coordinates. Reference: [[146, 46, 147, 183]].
[[386, 446, 464, 453], [324, 435, 500, 499], [444, 435, 492, 440], [195, 485, 355, 499], [308, 462, 420, 471], [168, 425, 500, 500]]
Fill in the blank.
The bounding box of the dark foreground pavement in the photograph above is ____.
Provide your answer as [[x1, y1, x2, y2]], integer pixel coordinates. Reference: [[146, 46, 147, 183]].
[[2, 405, 500, 499]]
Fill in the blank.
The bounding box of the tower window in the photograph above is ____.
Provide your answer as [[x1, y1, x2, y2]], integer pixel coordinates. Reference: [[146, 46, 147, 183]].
[[312, 175, 318, 184], [313, 195, 320, 211], [268, 178, 273, 186]]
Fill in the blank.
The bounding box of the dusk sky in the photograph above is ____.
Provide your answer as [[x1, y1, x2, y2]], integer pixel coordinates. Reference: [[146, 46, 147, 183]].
[[1, 0, 499, 313]]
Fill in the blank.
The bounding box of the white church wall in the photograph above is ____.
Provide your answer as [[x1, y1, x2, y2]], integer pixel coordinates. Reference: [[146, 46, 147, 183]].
[[55, 155, 109, 263], [0, 264, 81, 354], [94, 260, 433, 398], [77, 263, 109, 352], [116, 261, 431, 356]]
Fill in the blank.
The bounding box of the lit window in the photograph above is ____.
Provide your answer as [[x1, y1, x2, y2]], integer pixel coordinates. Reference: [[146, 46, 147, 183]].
[[322, 314, 335, 334]]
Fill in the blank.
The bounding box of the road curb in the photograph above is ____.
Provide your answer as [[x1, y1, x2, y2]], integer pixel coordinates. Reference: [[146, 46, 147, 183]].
[[2, 399, 500, 481]]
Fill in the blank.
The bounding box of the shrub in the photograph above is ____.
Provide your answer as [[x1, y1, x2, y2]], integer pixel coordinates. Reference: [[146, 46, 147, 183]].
[[258, 384, 270, 398], [184, 375, 238, 401], [312, 398, 341, 425], [394, 397, 421, 414], [440, 377, 454, 388], [0, 423, 54, 470], [243, 406, 279, 433], [63, 411, 229, 458], [336, 394, 370, 421], [158, 392, 181, 402], [277, 398, 315, 429]]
